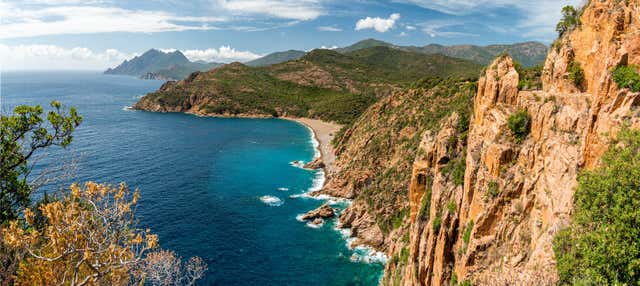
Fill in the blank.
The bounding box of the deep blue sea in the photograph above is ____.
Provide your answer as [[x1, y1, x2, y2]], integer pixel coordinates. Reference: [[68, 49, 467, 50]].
[[1, 71, 384, 285]]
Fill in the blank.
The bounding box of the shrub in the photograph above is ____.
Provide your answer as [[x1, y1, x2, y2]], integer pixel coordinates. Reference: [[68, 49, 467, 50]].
[[487, 181, 500, 198], [432, 213, 442, 232], [447, 200, 457, 213], [507, 109, 531, 143], [452, 157, 466, 186], [568, 60, 585, 89], [556, 6, 580, 37], [399, 247, 409, 266], [554, 129, 640, 285], [612, 64, 640, 92], [462, 220, 474, 245]]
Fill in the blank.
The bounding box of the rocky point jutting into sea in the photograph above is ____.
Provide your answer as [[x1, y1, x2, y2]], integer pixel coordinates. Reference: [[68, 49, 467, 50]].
[[132, 0, 640, 284]]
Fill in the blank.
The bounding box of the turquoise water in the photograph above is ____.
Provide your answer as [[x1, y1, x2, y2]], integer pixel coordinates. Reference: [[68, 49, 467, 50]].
[[1, 72, 384, 285]]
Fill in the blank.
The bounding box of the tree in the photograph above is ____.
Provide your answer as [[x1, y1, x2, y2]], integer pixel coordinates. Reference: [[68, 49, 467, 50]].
[[3, 182, 208, 285], [556, 6, 580, 37], [0, 101, 82, 223], [139, 250, 208, 286], [554, 129, 640, 285], [4, 182, 158, 285]]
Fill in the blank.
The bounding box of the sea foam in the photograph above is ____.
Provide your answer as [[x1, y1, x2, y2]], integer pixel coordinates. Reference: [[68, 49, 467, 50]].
[[260, 195, 284, 207]]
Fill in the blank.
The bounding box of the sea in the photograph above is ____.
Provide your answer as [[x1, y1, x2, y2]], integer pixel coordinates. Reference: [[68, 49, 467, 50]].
[[0, 71, 385, 285]]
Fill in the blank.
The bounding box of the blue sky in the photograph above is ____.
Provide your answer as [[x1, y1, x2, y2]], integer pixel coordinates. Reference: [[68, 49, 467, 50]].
[[0, 0, 582, 70]]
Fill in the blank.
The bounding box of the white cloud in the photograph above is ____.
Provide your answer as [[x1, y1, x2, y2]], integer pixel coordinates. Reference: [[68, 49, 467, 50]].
[[183, 46, 262, 63], [0, 4, 224, 39], [400, 0, 583, 41], [320, 45, 338, 50], [216, 0, 324, 21], [317, 26, 342, 32], [355, 13, 400, 33], [0, 44, 134, 70], [405, 25, 416, 30], [398, 31, 408, 37], [419, 20, 477, 38]]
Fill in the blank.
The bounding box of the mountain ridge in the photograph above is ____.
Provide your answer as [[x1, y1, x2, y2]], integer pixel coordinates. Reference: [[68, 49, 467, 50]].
[[104, 49, 222, 80]]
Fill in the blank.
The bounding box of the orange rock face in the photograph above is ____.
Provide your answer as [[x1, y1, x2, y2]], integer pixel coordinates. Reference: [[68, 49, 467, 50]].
[[395, 1, 640, 285]]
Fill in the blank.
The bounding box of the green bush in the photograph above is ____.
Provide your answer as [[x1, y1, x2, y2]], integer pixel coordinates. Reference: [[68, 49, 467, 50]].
[[452, 158, 466, 186], [554, 129, 640, 285], [507, 109, 531, 143], [487, 181, 500, 198], [568, 60, 585, 89], [556, 6, 580, 37], [399, 247, 409, 266], [447, 200, 456, 213], [612, 64, 640, 92], [462, 220, 474, 245], [432, 213, 442, 232]]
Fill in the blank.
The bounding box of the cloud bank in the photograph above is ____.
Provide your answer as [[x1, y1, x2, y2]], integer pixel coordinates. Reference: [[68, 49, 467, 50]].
[[0, 45, 262, 70]]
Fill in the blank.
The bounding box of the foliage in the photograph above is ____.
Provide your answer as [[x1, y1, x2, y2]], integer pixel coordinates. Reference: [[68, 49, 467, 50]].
[[462, 220, 474, 245], [399, 247, 409, 266], [351, 77, 477, 234], [554, 129, 640, 285], [514, 61, 543, 91], [487, 181, 500, 198], [390, 208, 409, 230], [432, 213, 442, 232], [139, 47, 482, 125], [612, 64, 640, 92], [0, 101, 82, 224], [3, 182, 207, 285], [447, 200, 456, 213], [556, 6, 580, 37], [507, 109, 531, 143], [140, 250, 208, 286], [568, 60, 585, 89], [419, 176, 434, 222]]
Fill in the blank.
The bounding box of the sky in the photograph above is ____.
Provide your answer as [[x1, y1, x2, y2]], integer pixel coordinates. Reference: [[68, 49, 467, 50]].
[[0, 0, 583, 70]]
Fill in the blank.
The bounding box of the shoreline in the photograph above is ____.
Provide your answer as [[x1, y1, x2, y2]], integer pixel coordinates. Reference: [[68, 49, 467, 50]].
[[282, 117, 342, 176]]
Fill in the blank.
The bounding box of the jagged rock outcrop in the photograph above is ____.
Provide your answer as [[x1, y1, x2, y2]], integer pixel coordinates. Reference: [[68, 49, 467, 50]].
[[300, 204, 335, 221], [303, 157, 325, 170], [389, 1, 640, 284]]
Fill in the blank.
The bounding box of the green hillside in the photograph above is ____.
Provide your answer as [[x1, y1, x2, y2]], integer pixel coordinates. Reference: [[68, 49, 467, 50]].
[[245, 50, 306, 67], [134, 46, 483, 124]]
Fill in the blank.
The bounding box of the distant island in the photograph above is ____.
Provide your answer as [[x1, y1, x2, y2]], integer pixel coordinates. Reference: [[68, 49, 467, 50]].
[[104, 49, 222, 80]]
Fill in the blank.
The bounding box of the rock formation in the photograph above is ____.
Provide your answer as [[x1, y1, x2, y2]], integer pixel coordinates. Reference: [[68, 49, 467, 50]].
[[300, 204, 335, 221], [376, 1, 640, 284]]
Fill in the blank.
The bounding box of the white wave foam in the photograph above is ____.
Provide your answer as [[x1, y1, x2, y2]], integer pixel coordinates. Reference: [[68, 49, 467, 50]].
[[289, 160, 305, 169], [259, 195, 283, 207], [309, 169, 325, 193], [346, 244, 388, 264], [132, 94, 144, 99], [306, 220, 324, 228], [303, 125, 321, 159], [295, 214, 306, 222], [122, 106, 133, 111], [277, 187, 289, 191]]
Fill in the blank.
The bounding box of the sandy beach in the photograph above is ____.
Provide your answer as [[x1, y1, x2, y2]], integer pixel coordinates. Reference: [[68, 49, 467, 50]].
[[286, 117, 342, 175]]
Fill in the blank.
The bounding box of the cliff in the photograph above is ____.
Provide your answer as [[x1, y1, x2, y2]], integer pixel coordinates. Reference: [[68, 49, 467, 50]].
[[322, 0, 640, 285], [402, 1, 640, 284]]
